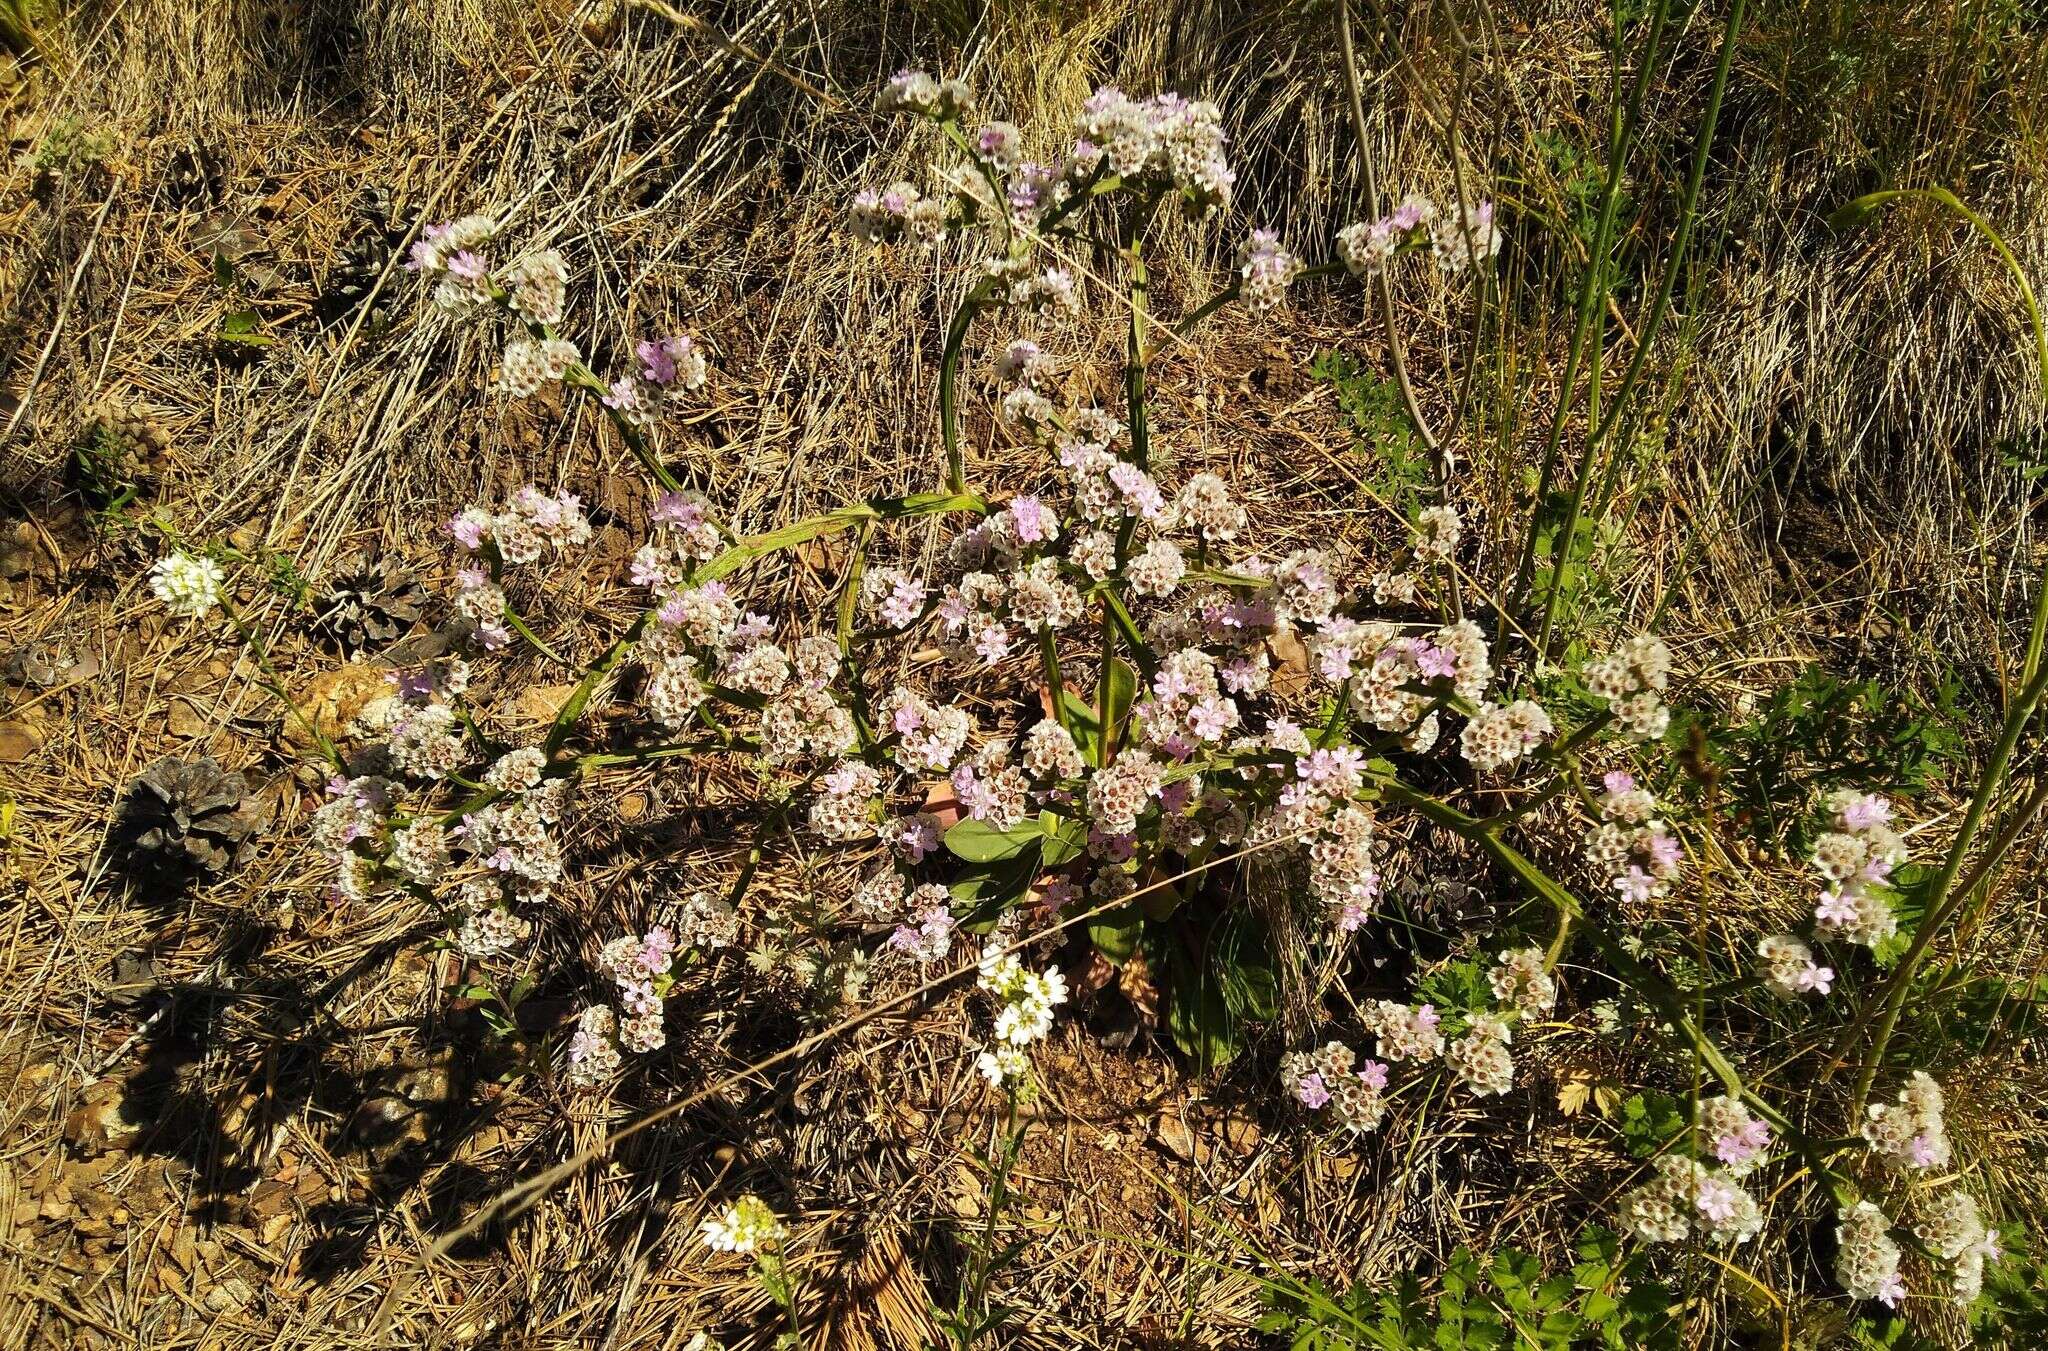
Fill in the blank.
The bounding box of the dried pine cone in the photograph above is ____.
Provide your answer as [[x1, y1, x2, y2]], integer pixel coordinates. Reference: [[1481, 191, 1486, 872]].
[[123, 756, 263, 874], [165, 141, 224, 206], [316, 187, 401, 328], [317, 551, 424, 652]]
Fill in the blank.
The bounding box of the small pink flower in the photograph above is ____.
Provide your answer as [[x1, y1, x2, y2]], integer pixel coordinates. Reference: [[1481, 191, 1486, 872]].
[[1876, 1272, 1906, 1308], [1008, 495, 1052, 544], [1795, 963, 1834, 995], [448, 514, 488, 551], [1414, 643, 1457, 681], [1840, 794, 1891, 832], [651, 492, 704, 529], [897, 816, 941, 862], [1907, 1134, 1939, 1168], [637, 338, 677, 385], [1602, 769, 1636, 795], [1295, 1071, 1330, 1109], [1613, 866, 1654, 904], [1815, 888, 1859, 926], [973, 624, 1011, 664], [1694, 1177, 1740, 1224], [1645, 830, 1683, 873]]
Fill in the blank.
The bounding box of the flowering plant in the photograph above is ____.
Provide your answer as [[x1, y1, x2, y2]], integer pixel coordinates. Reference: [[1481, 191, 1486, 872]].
[[146, 67, 2034, 1332]]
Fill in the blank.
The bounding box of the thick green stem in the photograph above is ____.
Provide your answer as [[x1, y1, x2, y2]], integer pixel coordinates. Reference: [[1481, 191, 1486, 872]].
[[1844, 658, 2048, 1108]]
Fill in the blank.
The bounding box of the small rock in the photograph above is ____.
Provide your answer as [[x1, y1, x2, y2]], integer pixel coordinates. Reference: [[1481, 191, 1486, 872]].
[[1154, 1112, 1197, 1163], [1219, 1114, 1261, 1156], [64, 1081, 142, 1155], [0, 722, 41, 762], [167, 698, 212, 738], [515, 684, 579, 725], [203, 1275, 255, 1313]]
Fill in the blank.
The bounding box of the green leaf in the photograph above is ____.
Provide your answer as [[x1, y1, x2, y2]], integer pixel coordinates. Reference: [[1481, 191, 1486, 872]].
[[949, 848, 1041, 929], [1100, 657, 1137, 742], [1062, 689, 1105, 767], [216, 309, 274, 347], [1160, 936, 1238, 1072], [1086, 902, 1143, 965], [212, 250, 238, 290], [944, 816, 1042, 863], [1618, 1090, 1687, 1159], [1038, 810, 1087, 867]]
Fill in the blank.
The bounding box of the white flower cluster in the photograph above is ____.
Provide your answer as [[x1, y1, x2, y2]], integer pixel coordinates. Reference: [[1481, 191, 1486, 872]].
[[1072, 87, 1234, 214], [448, 485, 593, 565], [149, 552, 225, 619], [1583, 635, 1672, 741], [1488, 946, 1556, 1015], [567, 893, 738, 1089], [1237, 229, 1301, 314], [1460, 698, 1554, 773], [1361, 999, 1444, 1063], [880, 686, 972, 773], [809, 760, 882, 841], [1583, 770, 1683, 905], [1280, 1041, 1389, 1131], [1915, 1188, 2003, 1304], [500, 249, 568, 326], [603, 336, 710, 427], [1337, 194, 1501, 275], [406, 213, 498, 311], [1812, 789, 1906, 947], [1861, 1070, 1951, 1170], [1834, 1201, 1906, 1307], [848, 181, 949, 245], [1622, 1153, 1763, 1247], [1413, 504, 1460, 565], [977, 948, 1068, 1047], [1697, 1095, 1772, 1173], [1336, 194, 1432, 273], [875, 69, 973, 120], [1624, 1095, 1775, 1249], [412, 219, 710, 425], [1755, 933, 1834, 997], [499, 335, 581, 397], [850, 75, 1235, 267], [1445, 1013, 1515, 1096], [700, 1193, 785, 1254]]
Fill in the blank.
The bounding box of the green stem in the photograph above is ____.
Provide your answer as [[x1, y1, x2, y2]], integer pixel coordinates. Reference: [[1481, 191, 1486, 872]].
[[939, 281, 995, 496], [1844, 658, 2048, 1110], [219, 597, 344, 771], [502, 605, 569, 667], [1501, 0, 1673, 645], [1533, 0, 1747, 665]]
